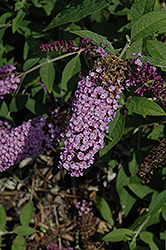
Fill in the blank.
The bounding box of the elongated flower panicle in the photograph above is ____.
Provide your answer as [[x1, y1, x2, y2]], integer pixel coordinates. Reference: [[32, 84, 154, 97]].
[[58, 55, 127, 177], [40, 38, 108, 56], [40, 38, 93, 54], [47, 243, 74, 250], [125, 53, 166, 105], [0, 106, 70, 172], [137, 138, 166, 184], [0, 117, 52, 172], [0, 64, 20, 99]]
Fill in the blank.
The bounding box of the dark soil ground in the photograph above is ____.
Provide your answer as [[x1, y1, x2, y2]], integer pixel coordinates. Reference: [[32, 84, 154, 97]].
[[0, 145, 127, 250]]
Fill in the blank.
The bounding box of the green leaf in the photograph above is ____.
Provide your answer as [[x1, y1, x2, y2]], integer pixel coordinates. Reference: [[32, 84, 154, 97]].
[[23, 58, 40, 71], [60, 55, 81, 100], [11, 236, 26, 250], [140, 232, 159, 250], [147, 124, 165, 140], [125, 97, 166, 118], [9, 95, 28, 112], [25, 96, 47, 115], [45, 0, 112, 30], [12, 10, 26, 34], [0, 101, 8, 118], [20, 201, 34, 226], [94, 196, 114, 226], [125, 38, 143, 59], [130, 0, 155, 23], [102, 228, 135, 242], [149, 190, 166, 215], [13, 225, 34, 236], [26, 36, 46, 58], [119, 0, 132, 9], [131, 11, 166, 39], [117, 166, 137, 216], [40, 63, 55, 93], [99, 109, 125, 157], [161, 203, 166, 221], [142, 56, 166, 68], [71, 29, 115, 54], [0, 205, 6, 229], [147, 40, 166, 61], [128, 183, 156, 199]]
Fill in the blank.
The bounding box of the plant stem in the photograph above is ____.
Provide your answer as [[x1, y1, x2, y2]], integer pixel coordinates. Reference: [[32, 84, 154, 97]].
[[18, 49, 84, 78], [119, 39, 136, 60], [0, 23, 11, 28], [132, 215, 151, 244], [119, 42, 131, 60]]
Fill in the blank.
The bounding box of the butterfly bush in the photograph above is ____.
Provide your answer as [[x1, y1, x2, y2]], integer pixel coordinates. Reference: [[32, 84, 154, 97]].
[[125, 53, 166, 105], [58, 54, 127, 177], [0, 64, 20, 99], [47, 243, 74, 250], [0, 107, 69, 172]]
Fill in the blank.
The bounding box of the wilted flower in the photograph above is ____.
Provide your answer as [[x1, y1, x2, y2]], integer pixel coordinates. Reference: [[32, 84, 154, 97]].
[[137, 138, 166, 184]]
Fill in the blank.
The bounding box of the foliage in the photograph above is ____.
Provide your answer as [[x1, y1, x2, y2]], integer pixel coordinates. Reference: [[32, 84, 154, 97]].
[[0, 0, 166, 249], [0, 202, 34, 250]]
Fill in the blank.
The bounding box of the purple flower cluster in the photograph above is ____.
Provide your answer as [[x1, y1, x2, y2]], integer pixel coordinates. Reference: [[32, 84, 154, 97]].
[[40, 38, 108, 57], [0, 120, 12, 138], [0, 64, 20, 99], [125, 53, 166, 105], [75, 200, 93, 217], [0, 116, 58, 172], [58, 67, 123, 176], [47, 243, 74, 250]]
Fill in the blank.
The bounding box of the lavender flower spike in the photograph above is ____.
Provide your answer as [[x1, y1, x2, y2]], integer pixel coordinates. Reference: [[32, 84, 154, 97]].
[[0, 106, 69, 172], [58, 55, 127, 177]]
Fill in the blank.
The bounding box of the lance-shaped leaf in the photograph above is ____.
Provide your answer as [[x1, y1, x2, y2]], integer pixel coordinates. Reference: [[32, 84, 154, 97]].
[[12, 10, 26, 34], [60, 54, 81, 101], [147, 40, 166, 61], [0, 205, 6, 230], [131, 11, 166, 39], [11, 236, 26, 250], [45, 0, 112, 30], [94, 196, 114, 226], [149, 190, 166, 216], [40, 62, 55, 93], [140, 232, 159, 250], [125, 97, 166, 117], [130, 0, 155, 23], [20, 201, 34, 226], [99, 109, 125, 157], [102, 228, 135, 242]]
